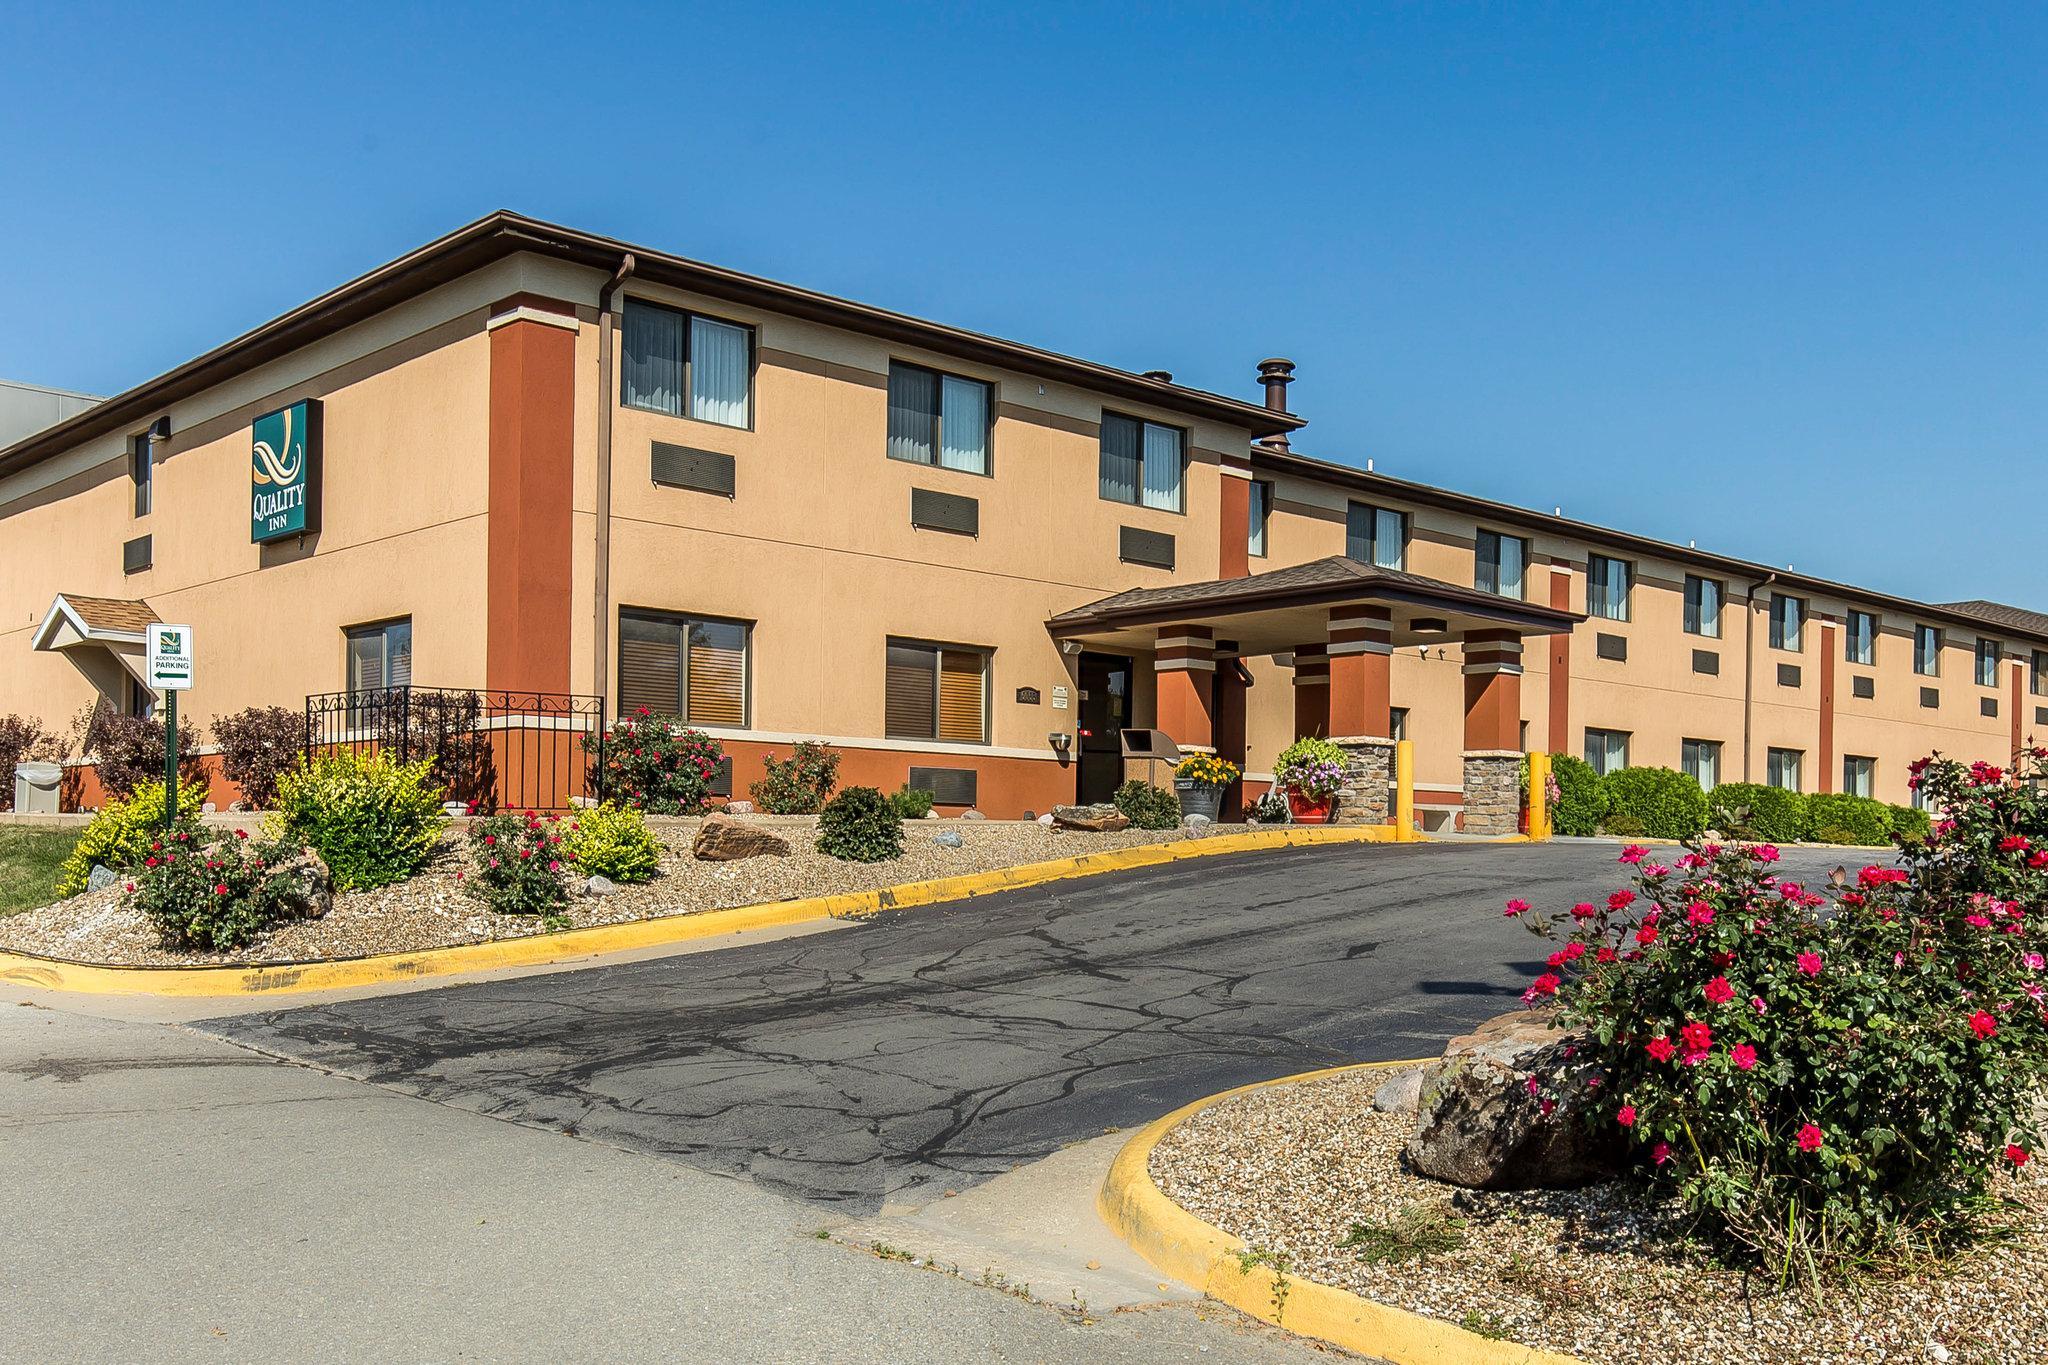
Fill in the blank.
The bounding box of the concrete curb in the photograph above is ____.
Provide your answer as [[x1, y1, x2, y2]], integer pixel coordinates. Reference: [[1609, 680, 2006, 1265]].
[[0, 823, 1400, 998], [1096, 1061, 1586, 1365]]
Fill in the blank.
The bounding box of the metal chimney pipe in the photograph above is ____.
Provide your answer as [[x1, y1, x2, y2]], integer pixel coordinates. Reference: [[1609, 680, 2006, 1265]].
[[1257, 358, 1295, 450]]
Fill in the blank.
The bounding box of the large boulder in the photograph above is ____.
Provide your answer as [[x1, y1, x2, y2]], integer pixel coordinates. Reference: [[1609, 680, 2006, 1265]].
[[1407, 1009, 1621, 1190], [1051, 803, 1130, 833], [692, 814, 790, 862], [272, 847, 334, 920]]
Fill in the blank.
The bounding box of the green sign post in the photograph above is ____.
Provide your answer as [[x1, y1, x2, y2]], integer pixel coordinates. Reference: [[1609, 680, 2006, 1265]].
[[251, 399, 321, 543], [146, 625, 195, 829]]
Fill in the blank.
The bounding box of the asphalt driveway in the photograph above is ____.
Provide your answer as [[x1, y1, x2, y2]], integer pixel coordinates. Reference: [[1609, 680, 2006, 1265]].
[[202, 839, 1850, 1213]]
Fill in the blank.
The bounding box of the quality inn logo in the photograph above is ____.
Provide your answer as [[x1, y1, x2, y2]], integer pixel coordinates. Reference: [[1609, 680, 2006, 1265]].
[[251, 400, 319, 543], [159, 630, 182, 653]]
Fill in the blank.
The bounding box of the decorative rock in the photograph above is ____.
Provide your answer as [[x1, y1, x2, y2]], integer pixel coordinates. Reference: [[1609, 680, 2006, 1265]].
[[692, 814, 789, 862], [960, 809, 987, 821], [1052, 803, 1131, 833], [229, 801, 249, 813], [1036, 813, 1055, 826], [1408, 1009, 1621, 1190], [1181, 813, 1213, 832], [724, 800, 756, 815], [1371, 1068, 1423, 1114], [583, 873, 618, 897], [86, 864, 118, 893], [933, 830, 965, 849], [201, 802, 217, 814], [923, 810, 940, 820], [443, 801, 470, 817], [273, 848, 335, 920]]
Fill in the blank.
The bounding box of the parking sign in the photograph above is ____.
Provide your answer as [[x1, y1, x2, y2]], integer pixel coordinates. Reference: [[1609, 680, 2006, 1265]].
[[146, 624, 195, 691]]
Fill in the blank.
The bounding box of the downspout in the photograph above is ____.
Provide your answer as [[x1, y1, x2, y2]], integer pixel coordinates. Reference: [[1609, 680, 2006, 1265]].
[[591, 253, 637, 717], [1741, 570, 1778, 783]]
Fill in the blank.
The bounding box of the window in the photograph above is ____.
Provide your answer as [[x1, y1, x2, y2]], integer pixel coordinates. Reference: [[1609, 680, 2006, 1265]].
[[886, 363, 991, 475], [1584, 728, 1629, 776], [1389, 707, 1410, 742], [1976, 637, 2002, 688], [345, 619, 412, 693], [1681, 738, 1721, 790], [621, 299, 752, 428], [1586, 555, 1631, 621], [617, 610, 749, 728], [1769, 594, 1805, 652], [130, 433, 152, 518], [125, 675, 156, 720], [1683, 576, 1721, 638], [1099, 413, 1183, 511], [1843, 755, 1876, 799], [1247, 480, 1271, 558], [1766, 747, 1804, 792], [1475, 531, 1526, 598], [2033, 650, 2048, 697], [885, 639, 989, 744], [1345, 503, 1406, 569], [1915, 624, 1942, 676], [1846, 610, 1876, 666]]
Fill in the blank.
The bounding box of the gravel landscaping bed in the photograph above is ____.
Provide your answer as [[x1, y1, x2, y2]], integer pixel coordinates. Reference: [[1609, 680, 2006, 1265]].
[[1151, 1065, 2048, 1364], [0, 817, 1247, 967]]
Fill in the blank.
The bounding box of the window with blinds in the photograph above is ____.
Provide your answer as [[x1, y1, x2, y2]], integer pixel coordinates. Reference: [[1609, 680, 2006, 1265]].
[[617, 610, 749, 727], [885, 639, 988, 743], [346, 618, 413, 693]]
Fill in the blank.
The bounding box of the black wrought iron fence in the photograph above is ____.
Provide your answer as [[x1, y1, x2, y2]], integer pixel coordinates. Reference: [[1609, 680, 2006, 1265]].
[[304, 687, 605, 813]]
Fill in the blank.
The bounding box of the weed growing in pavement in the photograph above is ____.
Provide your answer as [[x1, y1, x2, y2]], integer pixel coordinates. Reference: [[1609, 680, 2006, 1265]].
[[1232, 1245, 1293, 1322], [1339, 1203, 1468, 1264], [1459, 1308, 1512, 1340]]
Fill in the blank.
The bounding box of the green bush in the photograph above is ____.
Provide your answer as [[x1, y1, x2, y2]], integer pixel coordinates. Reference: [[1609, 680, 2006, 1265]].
[[465, 811, 571, 917], [1114, 780, 1181, 831], [1549, 754, 1607, 837], [1247, 789, 1290, 823], [885, 785, 936, 820], [126, 826, 311, 951], [564, 802, 663, 884], [269, 750, 446, 891], [1889, 803, 1933, 843], [816, 786, 903, 862], [1600, 766, 1709, 840], [1601, 812, 1648, 837], [752, 741, 840, 814], [56, 778, 206, 896], [1709, 782, 1809, 843], [1805, 792, 1892, 846]]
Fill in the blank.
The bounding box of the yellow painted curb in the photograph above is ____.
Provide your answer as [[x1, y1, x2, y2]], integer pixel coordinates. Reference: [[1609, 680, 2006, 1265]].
[[0, 822, 1399, 998], [1097, 1061, 1586, 1365]]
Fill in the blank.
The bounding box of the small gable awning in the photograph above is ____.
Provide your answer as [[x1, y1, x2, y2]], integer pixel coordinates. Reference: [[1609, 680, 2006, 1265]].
[[33, 593, 160, 702]]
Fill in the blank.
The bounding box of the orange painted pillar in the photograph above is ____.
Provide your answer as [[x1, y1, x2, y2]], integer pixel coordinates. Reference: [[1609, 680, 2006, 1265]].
[[1547, 565, 1572, 754], [1292, 644, 1330, 739], [486, 294, 578, 696], [1462, 630, 1524, 752], [2013, 658, 2026, 760], [1819, 620, 1837, 792], [1327, 605, 1393, 738], [1154, 625, 1215, 752], [1218, 462, 1251, 581]]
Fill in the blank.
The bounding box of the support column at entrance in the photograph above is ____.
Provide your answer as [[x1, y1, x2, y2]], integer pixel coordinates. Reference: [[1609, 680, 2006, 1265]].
[[1154, 626, 1215, 754], [1290, 644, 1329, 739], [1462, 629, 1524, 836], [1327, 606, 1394, 825], [1212, 648, 1247, 820]]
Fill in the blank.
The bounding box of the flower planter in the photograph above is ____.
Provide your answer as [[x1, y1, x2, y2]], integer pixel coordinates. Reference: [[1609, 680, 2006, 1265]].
[[1285, 789, 1335, 824], [1175, 779, 1224, 822]]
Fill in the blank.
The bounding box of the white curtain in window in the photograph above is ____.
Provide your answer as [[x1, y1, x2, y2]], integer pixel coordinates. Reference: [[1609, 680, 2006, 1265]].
[[689, 316, 750, 427], [1496, 535, 1524, 596], [887, 366, 937, 465], [622, 302, 683, 415], [1140, 422, 1181, 511], [1372, 507, 1404, 568], [1099, 415, 1139, 504], [939, 375, 989, 473], [1247, 482, 1268, 556]]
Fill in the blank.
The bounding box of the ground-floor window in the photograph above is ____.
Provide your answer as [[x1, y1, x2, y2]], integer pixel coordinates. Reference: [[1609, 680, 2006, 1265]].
[[1767, 746, 1804, 792], [885, 638, 989, 744], [125, 675, 156, 720], [1843, 755, 1876, 799], [1584, 727, 1629, 775], [617, 609, 749, 727], [1681, 737, 1721, 790], [346, 618, 413, 693]]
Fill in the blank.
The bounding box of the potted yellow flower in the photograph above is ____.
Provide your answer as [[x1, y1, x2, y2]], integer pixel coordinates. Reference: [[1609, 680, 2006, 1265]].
[[1173, 752, 1241, 822]]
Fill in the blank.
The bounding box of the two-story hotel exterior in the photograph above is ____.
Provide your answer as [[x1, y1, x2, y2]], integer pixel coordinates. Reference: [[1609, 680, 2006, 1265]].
[[2, 212, 2038, 825]]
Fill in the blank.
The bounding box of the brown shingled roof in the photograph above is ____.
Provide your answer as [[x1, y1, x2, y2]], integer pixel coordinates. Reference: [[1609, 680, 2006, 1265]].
[[1937, 600, 2048, 640], [60, 595, 159, 635]]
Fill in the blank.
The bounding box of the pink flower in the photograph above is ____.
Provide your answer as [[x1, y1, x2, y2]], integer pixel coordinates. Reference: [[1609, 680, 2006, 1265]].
[[1751, 995, 1768, 1015], [547, 860, 560, 872], [1730, 1043, 1758, 1071], [1617, 1104, 1637, 1127], [1966, 914, 1992, 930], [1504, 898, 1531, 917], [1539, 1098, 1555, 1117], [1703, 976, 1735, 1005], [1796, 1123, 1824, 1153], [1525, 1075, 1542, 1096], [1651, 1140, 1672, 1165], [1619, 845, 1648, 864], [1750, 845, 1781, 863], [1796, 952, 1823, 978], [1686, 902, 1716, 927], [1970, 1010, 1998, 1040]]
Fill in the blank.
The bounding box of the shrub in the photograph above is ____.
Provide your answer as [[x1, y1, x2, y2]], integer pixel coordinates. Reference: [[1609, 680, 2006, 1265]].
[[71, 700, 202, 799], [0, 714, 58, 812], [1549, 754, 1607, 837], [1890, 802, 1933, 843], [1506, 752, 2048, 1275], [210, 706, 303, 809], [465, 811, 571, 917], [752, 740, 839, 814], [1709, 782, 1808, 843], [1600, 766, 1709, 840], [584, 709, 726, 814], [56, 778, 207, 896], [885, 785, 936, 820], [816, 786, 903, 862], [1274, 737, 1346, 802], [125, 826, 310, 951], [564, 802, 663, 884], [1600, 812, 1647, 838], [269, 750, 446, 891], [1247, 789, 1291, 823], [1114, 780, 1181, 831], [1804, 792, 1892, 846]]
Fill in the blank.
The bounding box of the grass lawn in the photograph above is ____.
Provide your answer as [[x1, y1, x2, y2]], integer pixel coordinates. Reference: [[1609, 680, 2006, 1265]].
[[0, 825, 79, 916]]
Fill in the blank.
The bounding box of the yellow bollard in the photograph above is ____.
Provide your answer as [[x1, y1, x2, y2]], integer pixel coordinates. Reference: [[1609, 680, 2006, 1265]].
[[1527, 751, 1553, 841], [1394, 739, 1417, 841]]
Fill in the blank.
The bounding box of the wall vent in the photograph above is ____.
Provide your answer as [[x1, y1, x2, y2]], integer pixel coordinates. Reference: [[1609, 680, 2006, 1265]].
[[1595, 632, 1627, 662], [122, 534, 152, 575], [651, 442, 737, 497], [908, 766, 978, 807], [910, 487, 979, 536], [1691, 649, 1719, 676], [1777, 663, 1801, 688], [1852, 675, 1874, 699], [1118, 526, 1175, 570]]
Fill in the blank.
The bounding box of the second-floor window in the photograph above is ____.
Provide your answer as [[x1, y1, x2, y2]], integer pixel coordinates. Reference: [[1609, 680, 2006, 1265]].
[[1683, 575, 1721, 638], [1247, 480, 1271, 558], [1915, 624, 1942, 676], [1586, 555, 1630, 621], [2034, 650, 2048, 697], [1769, 594, 1805, 651], [621, 299, 752, 428], [885, 639, 989, 744], [617, 609, 750, 728], [887, 363, 991, 475], [1475, 530, 1526, 598], [1846, 610, 1876, 666], [1099, 414, 1183, 511], [1976, 637, 2002, 688], [130, 432, 152, 517], [1346, 503, 1406, 569]]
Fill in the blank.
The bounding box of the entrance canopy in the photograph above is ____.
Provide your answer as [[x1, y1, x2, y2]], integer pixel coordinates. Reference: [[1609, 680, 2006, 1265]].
[[32, 593, 160, 707]]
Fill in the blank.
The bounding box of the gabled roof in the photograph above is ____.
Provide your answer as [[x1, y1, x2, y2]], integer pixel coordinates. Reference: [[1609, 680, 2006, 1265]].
[[32, 593, 158, 650], [1937, 600, 2048, 640]]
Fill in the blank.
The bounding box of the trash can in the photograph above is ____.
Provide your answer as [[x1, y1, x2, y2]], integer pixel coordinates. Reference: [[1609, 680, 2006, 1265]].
[[13, 761, 61, 815]]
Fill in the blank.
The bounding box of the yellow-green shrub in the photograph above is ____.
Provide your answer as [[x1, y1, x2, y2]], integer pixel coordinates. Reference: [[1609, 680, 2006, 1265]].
[[269, 751, 446, 890], [564, 802, 663, 883], [56, 778, 206, 896]]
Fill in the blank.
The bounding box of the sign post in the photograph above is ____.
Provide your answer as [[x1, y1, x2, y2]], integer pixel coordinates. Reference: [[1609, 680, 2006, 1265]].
[[145, 625, 195, 829]]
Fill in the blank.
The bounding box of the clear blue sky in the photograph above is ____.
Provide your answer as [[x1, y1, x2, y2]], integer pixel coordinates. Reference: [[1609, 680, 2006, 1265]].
[[3, 4, 2041, 605]]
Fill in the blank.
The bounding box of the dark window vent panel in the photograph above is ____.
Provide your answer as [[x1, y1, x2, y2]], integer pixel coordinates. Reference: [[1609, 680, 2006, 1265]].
[[910, 487, 979, 536], [1920, 687, 1940, 710], [1691, 649, 1719, 676], [1982, 697, 2000, 718], [908, 766, 978, 807], [1851, 675, 1875, 699], [1595, 632, 1627, 662], [122, 534, 152, 575], [1777, 663, 1802, 688], [2037, 705, 2048, 727], [651, 441, 737, 497], [707, 756, 734, 797], [1118, 525, 1175, 570]]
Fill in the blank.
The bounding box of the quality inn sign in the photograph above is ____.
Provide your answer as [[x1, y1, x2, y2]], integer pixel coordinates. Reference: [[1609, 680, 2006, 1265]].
[[251, 399, 322, 543]]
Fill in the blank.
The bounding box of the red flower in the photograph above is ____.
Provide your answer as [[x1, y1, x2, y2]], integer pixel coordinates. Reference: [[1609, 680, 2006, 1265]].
[[1646, 1036, 1677, 1062], [1796, 952, 1823, 978], [2008, 1144, 2031, 1167], [1559, 941, 1587, 963], [1703, 976, 1735, 1005], [1595, 946, 1617, 963], [1529, 972, 1560, 997], [1570, 902, 1596, 920], [1619, 845, 1648, 864], [235, 828, 249, 840], [213, 883, 228, 896], [2001, 835, 2030, 852], [1617, 1104, 1636, 1127], [1796, 1123, 1824, 1153], [1503, 898, 1531, 917], [1730, 1043, 1758, 1071], [1970, 1010, 1998, 1040], [1678, 1021, 1713, 1055], [1651, 1140, 1672, 1165], [123, 882, 135, 893], [1686, 901, 1716, 927], [1636, 924, 1659, 947], [1608, 889, 1637, 911]]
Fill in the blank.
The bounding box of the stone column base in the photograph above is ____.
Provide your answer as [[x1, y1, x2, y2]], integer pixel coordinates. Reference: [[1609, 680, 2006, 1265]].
[[1462, 750, 1523, 836], [1332, 736, 1396, 826]]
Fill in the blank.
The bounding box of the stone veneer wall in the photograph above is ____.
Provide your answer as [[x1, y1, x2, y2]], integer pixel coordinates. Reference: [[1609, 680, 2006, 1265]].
[[1333, 737, 1395, 826], [1462, 751, 1523, 836]]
